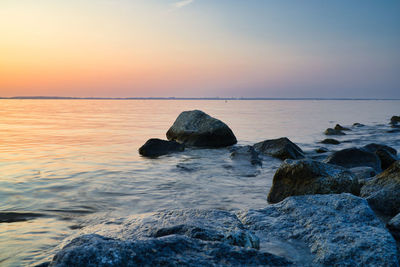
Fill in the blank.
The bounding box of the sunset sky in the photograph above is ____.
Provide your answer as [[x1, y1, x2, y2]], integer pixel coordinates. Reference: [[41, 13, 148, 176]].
[[1, 0, 399, 98]]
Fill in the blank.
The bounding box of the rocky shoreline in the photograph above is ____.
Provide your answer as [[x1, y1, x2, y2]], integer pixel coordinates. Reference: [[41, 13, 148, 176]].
[[45, 111, 400, 266]]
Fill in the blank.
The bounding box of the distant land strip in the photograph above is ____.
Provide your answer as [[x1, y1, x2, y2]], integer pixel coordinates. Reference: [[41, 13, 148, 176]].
[[0, 96, 399, 100]]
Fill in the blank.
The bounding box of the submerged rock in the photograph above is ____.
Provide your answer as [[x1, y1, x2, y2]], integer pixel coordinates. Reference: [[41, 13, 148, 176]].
[[267, 159, 359, 203], [49, 209, 292, 266], [0, 212, 44, 223], [230, 145, 262, 166], [324, 147, 381, 172], [253, 137, 304, 160], [238, 194, 398, 266], [324, 128, 345, 135], [166, 110, 237, 148], [353, 122, 365, 127], [360, 161, 400, 217], [334, 124, 351, 131], [138, 138, 184, 157], [320, 138, 340, 145]]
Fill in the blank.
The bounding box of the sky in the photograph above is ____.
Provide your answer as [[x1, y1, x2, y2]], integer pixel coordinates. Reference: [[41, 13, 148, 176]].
[[0, 0, 399, 98]]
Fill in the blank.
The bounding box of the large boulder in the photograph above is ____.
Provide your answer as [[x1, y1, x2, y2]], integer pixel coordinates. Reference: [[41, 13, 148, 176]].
[[238, 194, 398, 266], [253, 137, 304, 160], [267, 159, 359, 203], [324, 128, 345, 135], [138, 138, 184, 157], [324, 147, 381, 172], [48, 209, 292, 266], [362, 143, 398, 170], [360, 161, 400, 217], [166, 110, 237, 148], [362, 143, 397, 156]]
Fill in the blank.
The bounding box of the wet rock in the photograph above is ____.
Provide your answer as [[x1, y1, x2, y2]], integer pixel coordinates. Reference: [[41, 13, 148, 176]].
[[138, 138, 184, 157], [49, 209, 292, 266], [353, 122, 365, 127], [267, 159, 359, 203], [230, 145, 262, 166], [253, 137, 304, 160], [315, 147, 328, 153], [324, 128, 345, 135], [324, 147, 381, 172], [360, 161, 400, 217], [166, 110, 237, 148], [334, 124, 351, 131], [362, 143, 397, 156], [238, 194, 398, 266], [320, 138, 340, 145], [390, 115, 400, 125], [387, 213, 400, 240], [361, 143, 398, 170]]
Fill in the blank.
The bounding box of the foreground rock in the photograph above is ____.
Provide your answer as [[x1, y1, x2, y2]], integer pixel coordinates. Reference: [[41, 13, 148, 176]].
[[324, 128, 345, 135], [238, 194, 398, 266], [230, 145, 262, 166], [334, 124, 351, 131], [362, 143, 398, 170], [324, 147, 381, 172], [360, 161, 400, 217], [253, 137, 304, 160], [138, 138, 184, 157], [320, 138, 340, 145], [166, 110, 237, 148], [49, 209, 292, 266], [267, 159, 359, 203]]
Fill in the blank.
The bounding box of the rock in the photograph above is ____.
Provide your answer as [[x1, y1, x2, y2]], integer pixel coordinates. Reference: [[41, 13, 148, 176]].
[[353, 123, 365, 127], [320, 138, 340, 145], [267, 159, 359, 203], [349, 167, 376, 183], [324, 147, 381, 172], [0, 212, 44, 223], [360, 161, 400, 216], [387, 129, 400, 133], [253, 137, 304, 160], [387, 213, 400, 240], [238, 194, 398, 266], [230, 145, 262, 166], [334, 124, 351, 131], [49, 209, 292, 266], [138, 138, 184, 157], [315, 147, 328, 153], [166, 110, 237, 148], [324, 128, 345, 135], [362, 143, 397, 156], [390, 115, 400, 125]]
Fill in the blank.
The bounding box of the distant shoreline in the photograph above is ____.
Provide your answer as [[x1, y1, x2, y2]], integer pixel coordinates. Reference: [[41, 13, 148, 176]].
[[0, 96, 399, 101]]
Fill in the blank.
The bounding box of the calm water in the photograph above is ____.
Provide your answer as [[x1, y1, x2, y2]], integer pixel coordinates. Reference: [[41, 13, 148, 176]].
[[0, 99, 399, 266]]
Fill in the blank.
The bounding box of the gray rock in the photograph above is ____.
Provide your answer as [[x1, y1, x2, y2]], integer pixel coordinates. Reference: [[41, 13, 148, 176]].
[[49, 209, 292, 266], [230, 145, 262, 166], [253, 137, 304, 160], [138, 138, 184, 157], [320, 138, 340, 145], [238, 194, 398, 266], [166, 110, 237, 148], [360, 161, 400, 217], [324, 128, 345, 135], [387, 213, 400, 240], [315, 147, 328, 153], [334, 124, 351, 131], [324, 147, 382, 172], [267, 159, 359, 203]]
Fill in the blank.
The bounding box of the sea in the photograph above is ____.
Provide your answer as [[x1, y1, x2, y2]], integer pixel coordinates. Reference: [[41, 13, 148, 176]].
[[0, 99, 399, 266]]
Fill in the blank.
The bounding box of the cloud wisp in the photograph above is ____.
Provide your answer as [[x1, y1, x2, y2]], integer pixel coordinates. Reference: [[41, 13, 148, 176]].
[[173, 0, 194, 9]]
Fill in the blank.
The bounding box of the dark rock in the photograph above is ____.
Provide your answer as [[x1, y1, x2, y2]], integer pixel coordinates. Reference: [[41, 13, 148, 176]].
[[267, 159, 359, 203], [315, 147, 328, 153], [320, 138, 340, 145], [387, 129, 400, 133], [362, 143, 397, 170], [238, 194, 398, 266], [324, 128, 345, 135], [334, 124, 351, 131], [352, 123, 365, 127], [230, 146, 262, 166], [387, 213, 400, 240], [362, 143, 397, 156], [0, 212, 44, 223], [324, 147, 381, 172], [253, 137, 304, 160], [360, 161, 400, 217], [166, 110, 237, 148], [390, 115, 400, 125], [138, 138, 184, 157]]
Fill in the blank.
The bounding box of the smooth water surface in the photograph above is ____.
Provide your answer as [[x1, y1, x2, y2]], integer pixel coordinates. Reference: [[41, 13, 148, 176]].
[[0, 99, 399, 266]]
